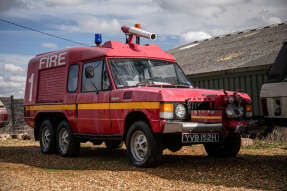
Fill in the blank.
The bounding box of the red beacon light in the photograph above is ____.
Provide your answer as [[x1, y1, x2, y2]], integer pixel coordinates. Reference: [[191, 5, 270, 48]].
[[121, 24, 156, 44]]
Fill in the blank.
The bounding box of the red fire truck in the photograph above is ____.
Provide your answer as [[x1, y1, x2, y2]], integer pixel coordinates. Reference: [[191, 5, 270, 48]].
[[24, 25, 253, 167]]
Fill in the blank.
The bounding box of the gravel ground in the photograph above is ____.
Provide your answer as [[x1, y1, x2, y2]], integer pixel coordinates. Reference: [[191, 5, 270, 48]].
[[0, 139, 287, 191]]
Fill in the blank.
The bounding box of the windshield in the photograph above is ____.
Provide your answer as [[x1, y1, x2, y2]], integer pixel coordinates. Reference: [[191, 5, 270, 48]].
[[109, 58, 191, 88]]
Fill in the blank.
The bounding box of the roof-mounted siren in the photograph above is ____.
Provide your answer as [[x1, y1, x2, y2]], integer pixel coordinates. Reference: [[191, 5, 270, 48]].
[[121, 24, 156, 44], [95, 33, 102, 46]]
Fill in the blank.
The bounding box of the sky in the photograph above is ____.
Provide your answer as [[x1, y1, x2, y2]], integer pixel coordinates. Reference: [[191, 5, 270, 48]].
[[0, 0, 287, 98]]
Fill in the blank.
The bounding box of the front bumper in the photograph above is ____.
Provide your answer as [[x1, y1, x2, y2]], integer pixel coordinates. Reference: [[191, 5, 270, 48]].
[[163, 119, 258, 134], [163, 121, 222, 133]]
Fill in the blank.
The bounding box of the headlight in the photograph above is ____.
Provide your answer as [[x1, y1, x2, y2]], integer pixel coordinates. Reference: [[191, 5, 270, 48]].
[[225, 104, 245, 118], [225, 104, 235, 118], [175, 104, 186, 119], [237, 105, 245, 118]]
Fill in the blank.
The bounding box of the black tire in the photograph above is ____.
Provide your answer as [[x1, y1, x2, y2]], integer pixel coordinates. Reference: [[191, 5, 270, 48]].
[[105, 140, 123, 149], [126, 121, 162, 167], [57, 120, 80, 157], [204, 133, 241, 157], [39, 120, 57, 154]]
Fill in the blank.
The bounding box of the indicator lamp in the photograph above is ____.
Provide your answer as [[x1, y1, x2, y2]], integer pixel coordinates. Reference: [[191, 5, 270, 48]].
[[95, 33, 102, 46]]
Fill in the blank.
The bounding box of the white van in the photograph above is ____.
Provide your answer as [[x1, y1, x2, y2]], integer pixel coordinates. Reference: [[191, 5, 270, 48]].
[[260, 42, 287, 127]]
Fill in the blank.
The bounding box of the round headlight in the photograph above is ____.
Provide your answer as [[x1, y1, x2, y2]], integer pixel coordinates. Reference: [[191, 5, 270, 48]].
[[238, 106, 245, 118], [225, 104, 235, 118], [175, 104, 186, 119]]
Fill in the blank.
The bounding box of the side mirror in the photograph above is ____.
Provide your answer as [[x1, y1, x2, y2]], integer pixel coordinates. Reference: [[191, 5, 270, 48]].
[[85, 65, 94, 78], [186, 81, 193, 87]]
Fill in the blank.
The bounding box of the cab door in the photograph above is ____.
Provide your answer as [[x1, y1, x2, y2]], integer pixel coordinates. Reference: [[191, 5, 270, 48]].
[[65, 64, 80, 132], [76, 60, 113, 134]]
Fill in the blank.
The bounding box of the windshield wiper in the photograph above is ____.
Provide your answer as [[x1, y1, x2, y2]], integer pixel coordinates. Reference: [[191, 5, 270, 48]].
[[177, 82, 192, 87], [136, 77, 161, 86]]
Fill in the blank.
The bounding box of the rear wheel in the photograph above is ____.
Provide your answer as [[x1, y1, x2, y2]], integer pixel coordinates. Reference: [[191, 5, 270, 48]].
[[39, 120, 56, 154], [57, 120, 80, 157], [105, 140, 123, 149], [126, 121, 162, 167], [204, 133, 241, 157]]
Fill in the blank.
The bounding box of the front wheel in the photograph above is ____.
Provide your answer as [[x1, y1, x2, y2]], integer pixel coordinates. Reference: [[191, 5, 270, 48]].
[[126, 121, 162, 167], [57, 120, 80, 157], [204, 133, 241, 157]]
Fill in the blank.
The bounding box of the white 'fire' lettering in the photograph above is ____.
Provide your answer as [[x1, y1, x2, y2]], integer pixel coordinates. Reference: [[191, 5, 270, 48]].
[[49, 55, 57, 68], [39, 52, 67, 70], [58, 52, 67, 66]]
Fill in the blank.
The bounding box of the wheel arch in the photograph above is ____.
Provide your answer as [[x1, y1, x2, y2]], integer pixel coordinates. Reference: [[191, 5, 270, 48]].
[[123, 111, 151, 139], [34, 112, 67, 141]]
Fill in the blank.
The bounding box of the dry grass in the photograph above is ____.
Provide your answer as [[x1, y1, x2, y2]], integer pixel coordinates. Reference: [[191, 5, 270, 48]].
[[0, 139, 287, 191]]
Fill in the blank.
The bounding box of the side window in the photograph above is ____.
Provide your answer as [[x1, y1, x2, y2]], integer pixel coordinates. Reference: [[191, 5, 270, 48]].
[[82, 60, 103, 92], [67, 64, 79, 92], [103, 63, 112, 90]]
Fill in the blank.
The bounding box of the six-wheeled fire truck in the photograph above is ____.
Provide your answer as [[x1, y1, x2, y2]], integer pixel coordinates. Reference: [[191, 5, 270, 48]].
[[24, 25, 253, 167]]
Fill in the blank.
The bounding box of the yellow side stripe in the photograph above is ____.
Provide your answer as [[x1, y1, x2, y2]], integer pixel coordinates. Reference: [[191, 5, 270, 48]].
[[27, 104, 76, 111], [78, 103, 109, 110], [110, 102, 160, 109], [191, 116, 222, 120], [26, 102, 160, 111]]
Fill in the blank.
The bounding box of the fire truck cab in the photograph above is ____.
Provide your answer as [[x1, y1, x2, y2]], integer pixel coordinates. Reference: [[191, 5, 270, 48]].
[[25, 25, 253, 167]]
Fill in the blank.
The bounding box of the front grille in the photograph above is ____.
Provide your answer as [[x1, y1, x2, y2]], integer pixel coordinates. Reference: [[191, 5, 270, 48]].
[[189, 102, 211, 110]]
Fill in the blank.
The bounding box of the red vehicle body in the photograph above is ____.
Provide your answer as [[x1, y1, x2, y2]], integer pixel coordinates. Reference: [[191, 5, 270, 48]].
[[24, 25, 253, 167], [0, 100, 8, 128]]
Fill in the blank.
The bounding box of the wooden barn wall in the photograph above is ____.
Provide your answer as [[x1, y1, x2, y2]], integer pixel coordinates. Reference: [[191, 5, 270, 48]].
[[189, 70, 268, 117]]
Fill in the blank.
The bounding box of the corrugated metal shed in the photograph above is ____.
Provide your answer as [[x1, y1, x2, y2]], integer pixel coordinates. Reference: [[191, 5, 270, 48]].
[[169, 23, 287, 116]]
